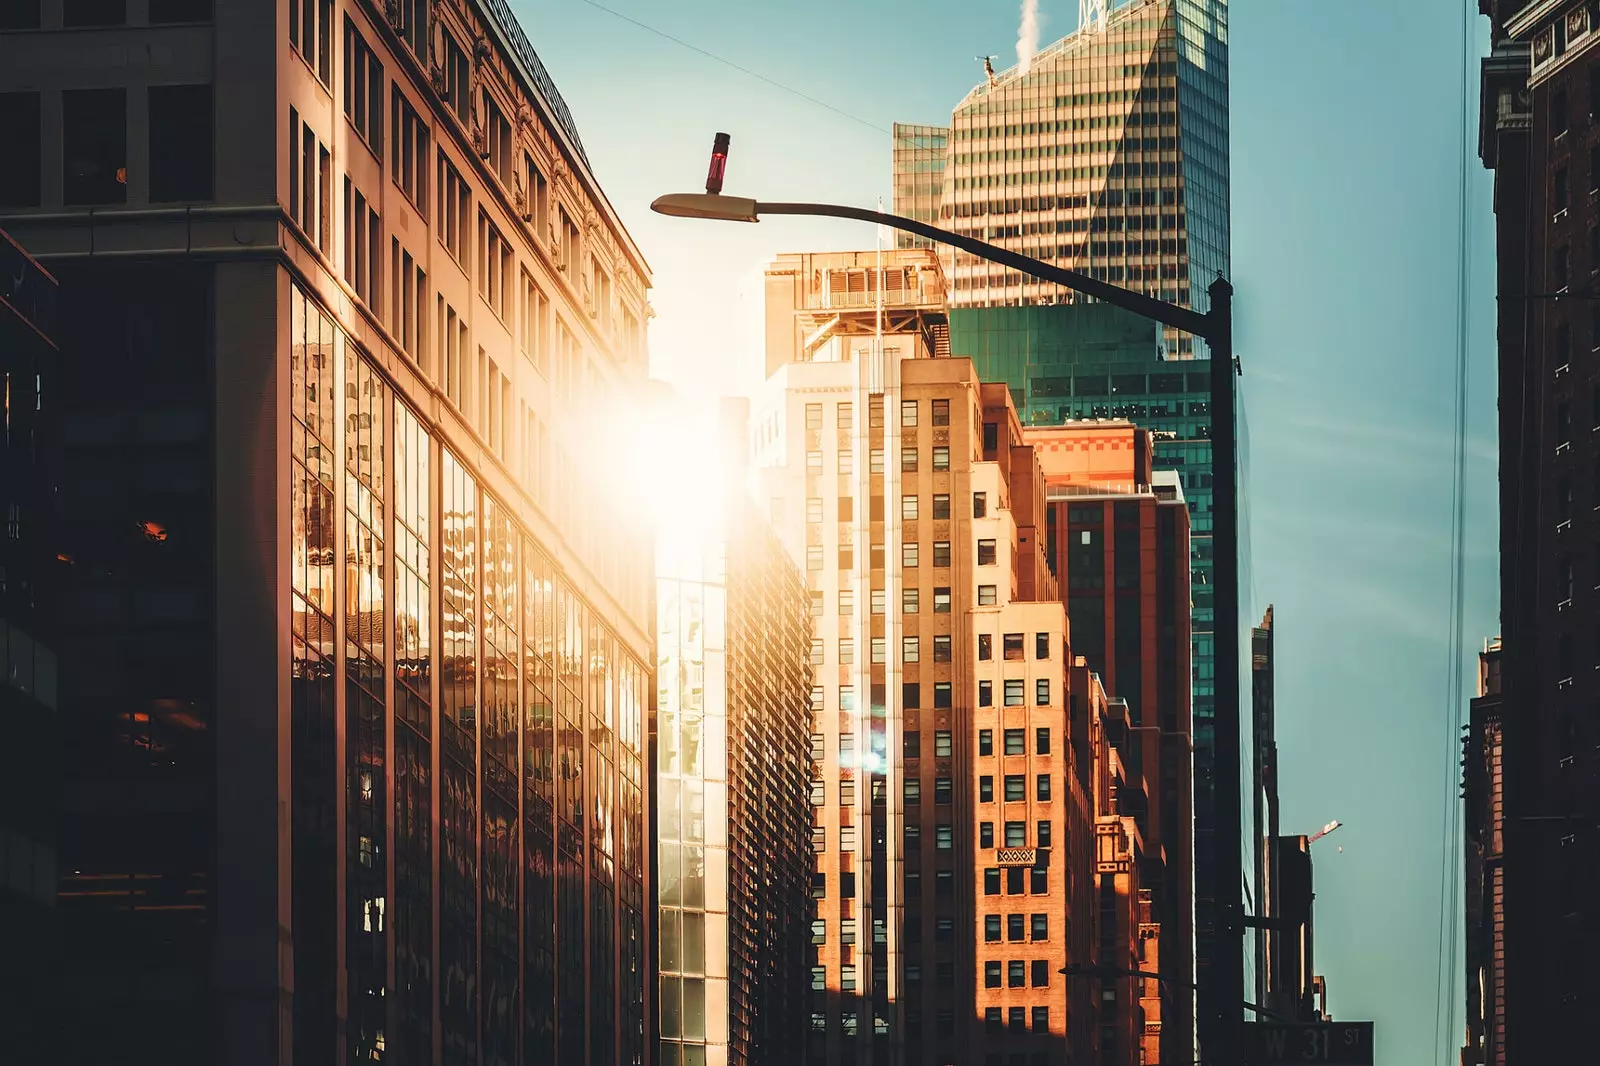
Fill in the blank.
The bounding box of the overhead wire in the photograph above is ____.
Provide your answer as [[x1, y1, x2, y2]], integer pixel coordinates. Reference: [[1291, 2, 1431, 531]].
[[569, 0, 891, 133], [1434, 0, 1476, 1062]]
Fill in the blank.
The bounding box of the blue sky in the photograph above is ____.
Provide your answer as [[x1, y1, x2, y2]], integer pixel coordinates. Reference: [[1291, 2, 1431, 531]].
[[524, 1, 1499, 1062]]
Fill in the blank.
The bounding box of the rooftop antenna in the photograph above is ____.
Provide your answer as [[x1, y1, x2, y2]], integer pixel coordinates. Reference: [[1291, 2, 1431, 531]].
[[976, 54, 998, 87], [1080, 0, 1109, 35]]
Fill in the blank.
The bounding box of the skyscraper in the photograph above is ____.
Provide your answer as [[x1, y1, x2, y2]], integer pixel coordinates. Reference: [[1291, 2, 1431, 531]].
[[0, 2, 653, 1063], [656, 397, 816, 1066], [1477, 1, 1600, 1057], [895, 0, 1230, 1012]]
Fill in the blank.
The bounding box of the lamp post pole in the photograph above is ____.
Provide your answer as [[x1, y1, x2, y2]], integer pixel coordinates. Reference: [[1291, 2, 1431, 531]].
[[653, 140, 1245, 1066]]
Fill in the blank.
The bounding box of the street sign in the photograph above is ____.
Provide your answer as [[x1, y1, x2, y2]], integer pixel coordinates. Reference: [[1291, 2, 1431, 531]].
[[1243, 1021, 1374, 1065]]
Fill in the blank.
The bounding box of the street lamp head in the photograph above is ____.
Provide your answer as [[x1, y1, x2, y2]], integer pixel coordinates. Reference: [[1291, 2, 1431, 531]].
[[650, 193, 760, 223]]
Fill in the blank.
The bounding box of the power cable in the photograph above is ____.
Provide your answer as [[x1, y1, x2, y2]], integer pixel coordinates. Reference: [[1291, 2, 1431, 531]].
[[569, 0, 891, 133]]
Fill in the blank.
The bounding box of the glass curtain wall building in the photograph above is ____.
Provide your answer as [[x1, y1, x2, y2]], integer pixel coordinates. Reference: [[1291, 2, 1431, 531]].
[[657, 426, 815, 1066], [0, 1, 654, 1063], [896, 0, 1231, 1013]]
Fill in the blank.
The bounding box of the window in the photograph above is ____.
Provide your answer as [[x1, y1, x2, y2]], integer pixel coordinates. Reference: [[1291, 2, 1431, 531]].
[[1036, 633, 1050, 659], [289, 0, 333, 83], [932, 398, 950, 426], [482, 89, 512, 185], [869, 398, 885, 428], [935, 825, 953, 850], [933, 446, 950, 470], [810, 686, 823, 712], [1005, 821, 1026, 847], [979, 633, 993, 660], [804, 403, 823, 430], [810, 779, 825, 806], [869, 448, 885, 474], [904, 730, 921, 758], [1008, 866, 1026, 894], [839, 734, 855, 762], [978, 585, 998, 606], [1004, 633, 1024, 660], [985, 915, 1001, 941], [1007, 914, 1025, 942], [437, 151, 470, 265], [810, 592, 824, 617], [871, 638, 887, 664], [478, 211, 512, 319], [840, 685, 855, 710], [839, 639, 855, 665], [902, 542, 920, 568], [63, 88, 126, 206], [839, 450, 854, 475], [984, 867, 1001, 894], [934, 777, 952, 804], [902, 446, 919, 472], [1004, 729, 1025, 755], [932, 493, 951, 519], [934, 730, 953, 757], [841, 966, 857, 992], [984, 422, 999, 451], [902, 400, 919, 427], [1030, 866, 1048, 893], [904, 779, 921, 803], [148, 85, 213, 202], [903, 682, 920, 708], [902, 495, 919, 520], [806, 497, 823, 524], [839, 589, 854, 616], [64, 0, 124, 25], [388, 240, 427, 363], [978, 539, 997, 565], [1557, 167, 1571, 212], [1037, 820, 1052, 848], [1558, 245, 1573, 289], [934, 682, 952, 708], [438, 299, 468, 412], [344, 19, 383, 158], [441, 29, 470, 123], [933, 541, 951, 568], [933, 635, 952, 662], [979, 730, 994, 756], [810, 732, 826, 761], [1036, 728, 1051, 755], [391, 88, 430, 213], [871, 589, 886, 615], [1031, 960, 1050, 987], [979, 678, 994, 708], [0, 92, 41, 207], [1005, 680, 1025, 706], [1036, 775, 1052, 801], [979, 776, 994, 802], [344, 178, 382, 313], [980, 822, 995, 848], [522, 151, 549, 231], [1008, 961, 1026, 988], [806, 545, 823, 571], [903, 588, 920, 614], [1036, 679, 1051, 706], [985, 962, 1002, 988], [903, 636, 920, 663], [934, 587, 952, 613], [806, 450, 824, 475], [812, 826, 825, 852], [973, 491, 987, 517], [519, 270, 550, 373], [1004, 775, 1025, 802], [1032, 914, 1049, 941]]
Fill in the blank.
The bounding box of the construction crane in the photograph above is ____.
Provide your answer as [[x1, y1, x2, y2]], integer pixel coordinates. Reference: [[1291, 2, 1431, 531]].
[[1307, 819, 1343, 845]]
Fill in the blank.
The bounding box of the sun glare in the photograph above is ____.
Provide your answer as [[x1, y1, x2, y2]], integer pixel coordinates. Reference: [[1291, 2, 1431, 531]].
[[613, 392, 737, 563]]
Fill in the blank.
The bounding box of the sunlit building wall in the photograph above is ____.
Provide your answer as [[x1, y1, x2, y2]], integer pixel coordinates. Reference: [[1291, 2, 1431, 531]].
[[656, 401, 816, 1066], [0, 2, 653, 1063]]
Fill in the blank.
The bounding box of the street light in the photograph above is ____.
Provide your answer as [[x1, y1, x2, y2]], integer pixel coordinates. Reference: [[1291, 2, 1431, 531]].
[[652, 133, 1248, 1066]]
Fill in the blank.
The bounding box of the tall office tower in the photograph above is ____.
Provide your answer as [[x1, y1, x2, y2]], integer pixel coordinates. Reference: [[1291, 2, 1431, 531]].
[[1478, 2, 1600, 1057], [0, 3, 654, 1064], [1462, 639, 1505, 1066], [656, 398, 816, 1066], [1022, 419, 1193, 1064], [0, 228, 60, 1066], [755, 250, 1083, 1066]]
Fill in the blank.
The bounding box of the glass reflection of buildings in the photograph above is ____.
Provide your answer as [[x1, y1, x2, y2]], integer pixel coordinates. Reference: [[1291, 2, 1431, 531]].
[[0, 0, 654, 1062], [656, 410, 815, 1066], [892, 0, 1233, 1005]]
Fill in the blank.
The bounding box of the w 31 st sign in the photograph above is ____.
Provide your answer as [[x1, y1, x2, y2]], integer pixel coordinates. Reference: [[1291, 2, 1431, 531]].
[[1244, 1021, 1375, 1065]]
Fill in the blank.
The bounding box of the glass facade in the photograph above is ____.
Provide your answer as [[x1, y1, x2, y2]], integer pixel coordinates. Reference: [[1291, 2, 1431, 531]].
[[289, 281, 649, 1066]]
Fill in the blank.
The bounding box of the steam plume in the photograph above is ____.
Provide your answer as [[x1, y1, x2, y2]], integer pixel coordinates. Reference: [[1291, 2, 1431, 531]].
[[1016, 0, 1040, 76]]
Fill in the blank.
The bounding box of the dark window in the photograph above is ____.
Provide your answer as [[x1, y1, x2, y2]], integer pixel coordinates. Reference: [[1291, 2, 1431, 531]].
[[979, 633, 993, 660], [985, 962, 1002, 988], [1030, 866, 1049, 893], [1036, 728, 1051, 755], [63, 88, 127, 205], [1007, 866, 1026, 894], [1008, 960, 1025, 987], [985, 915, 1001, 941], [150, 0, 212, 20], [984, 422, 999, 451], [1032, 1006, 1050, 1032], [934, 587, 951, 613], [1007, 914, 1025, 941], [978, 539, 997, 565], [1036, 774, 1052, 801], [934, 777, 952, 804], [979, 775, 994, 802], [979, 729, 993, 755], [932, 398, 950, 426], [933, 682, 952, 709], [902, 446, 919, 472], [1032, 913, 1049, 940], [1004, 775, 1025, 802], [980, 822, 994, 848], [933, 541, 951, 567], [1557, 167, 1570, 211], [904, 730, 921, 758], [903, 682, 920, 709], [973, 491, 987, 517], [148, 85, 214, 202], [0, 92, 41, 206], [812, 873, 826, 898], [64, 0, 124, 26], [1036, 678, 1051, 706], [1031, 960, 1050, 987], [984, 867, 1001, 894], [1036, 632, 1050, 659], [0, 0, 40, 27], [1004, 820, 1026, 847], [1558, 245, 1573, 289], [1003, 633, 1025, 660], [933, 493, 951, 519], [979, 680, 993, 707]]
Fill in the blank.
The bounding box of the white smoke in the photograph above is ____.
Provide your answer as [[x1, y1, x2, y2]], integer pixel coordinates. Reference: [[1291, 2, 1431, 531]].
[[1016, 0, 1041, 77]]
